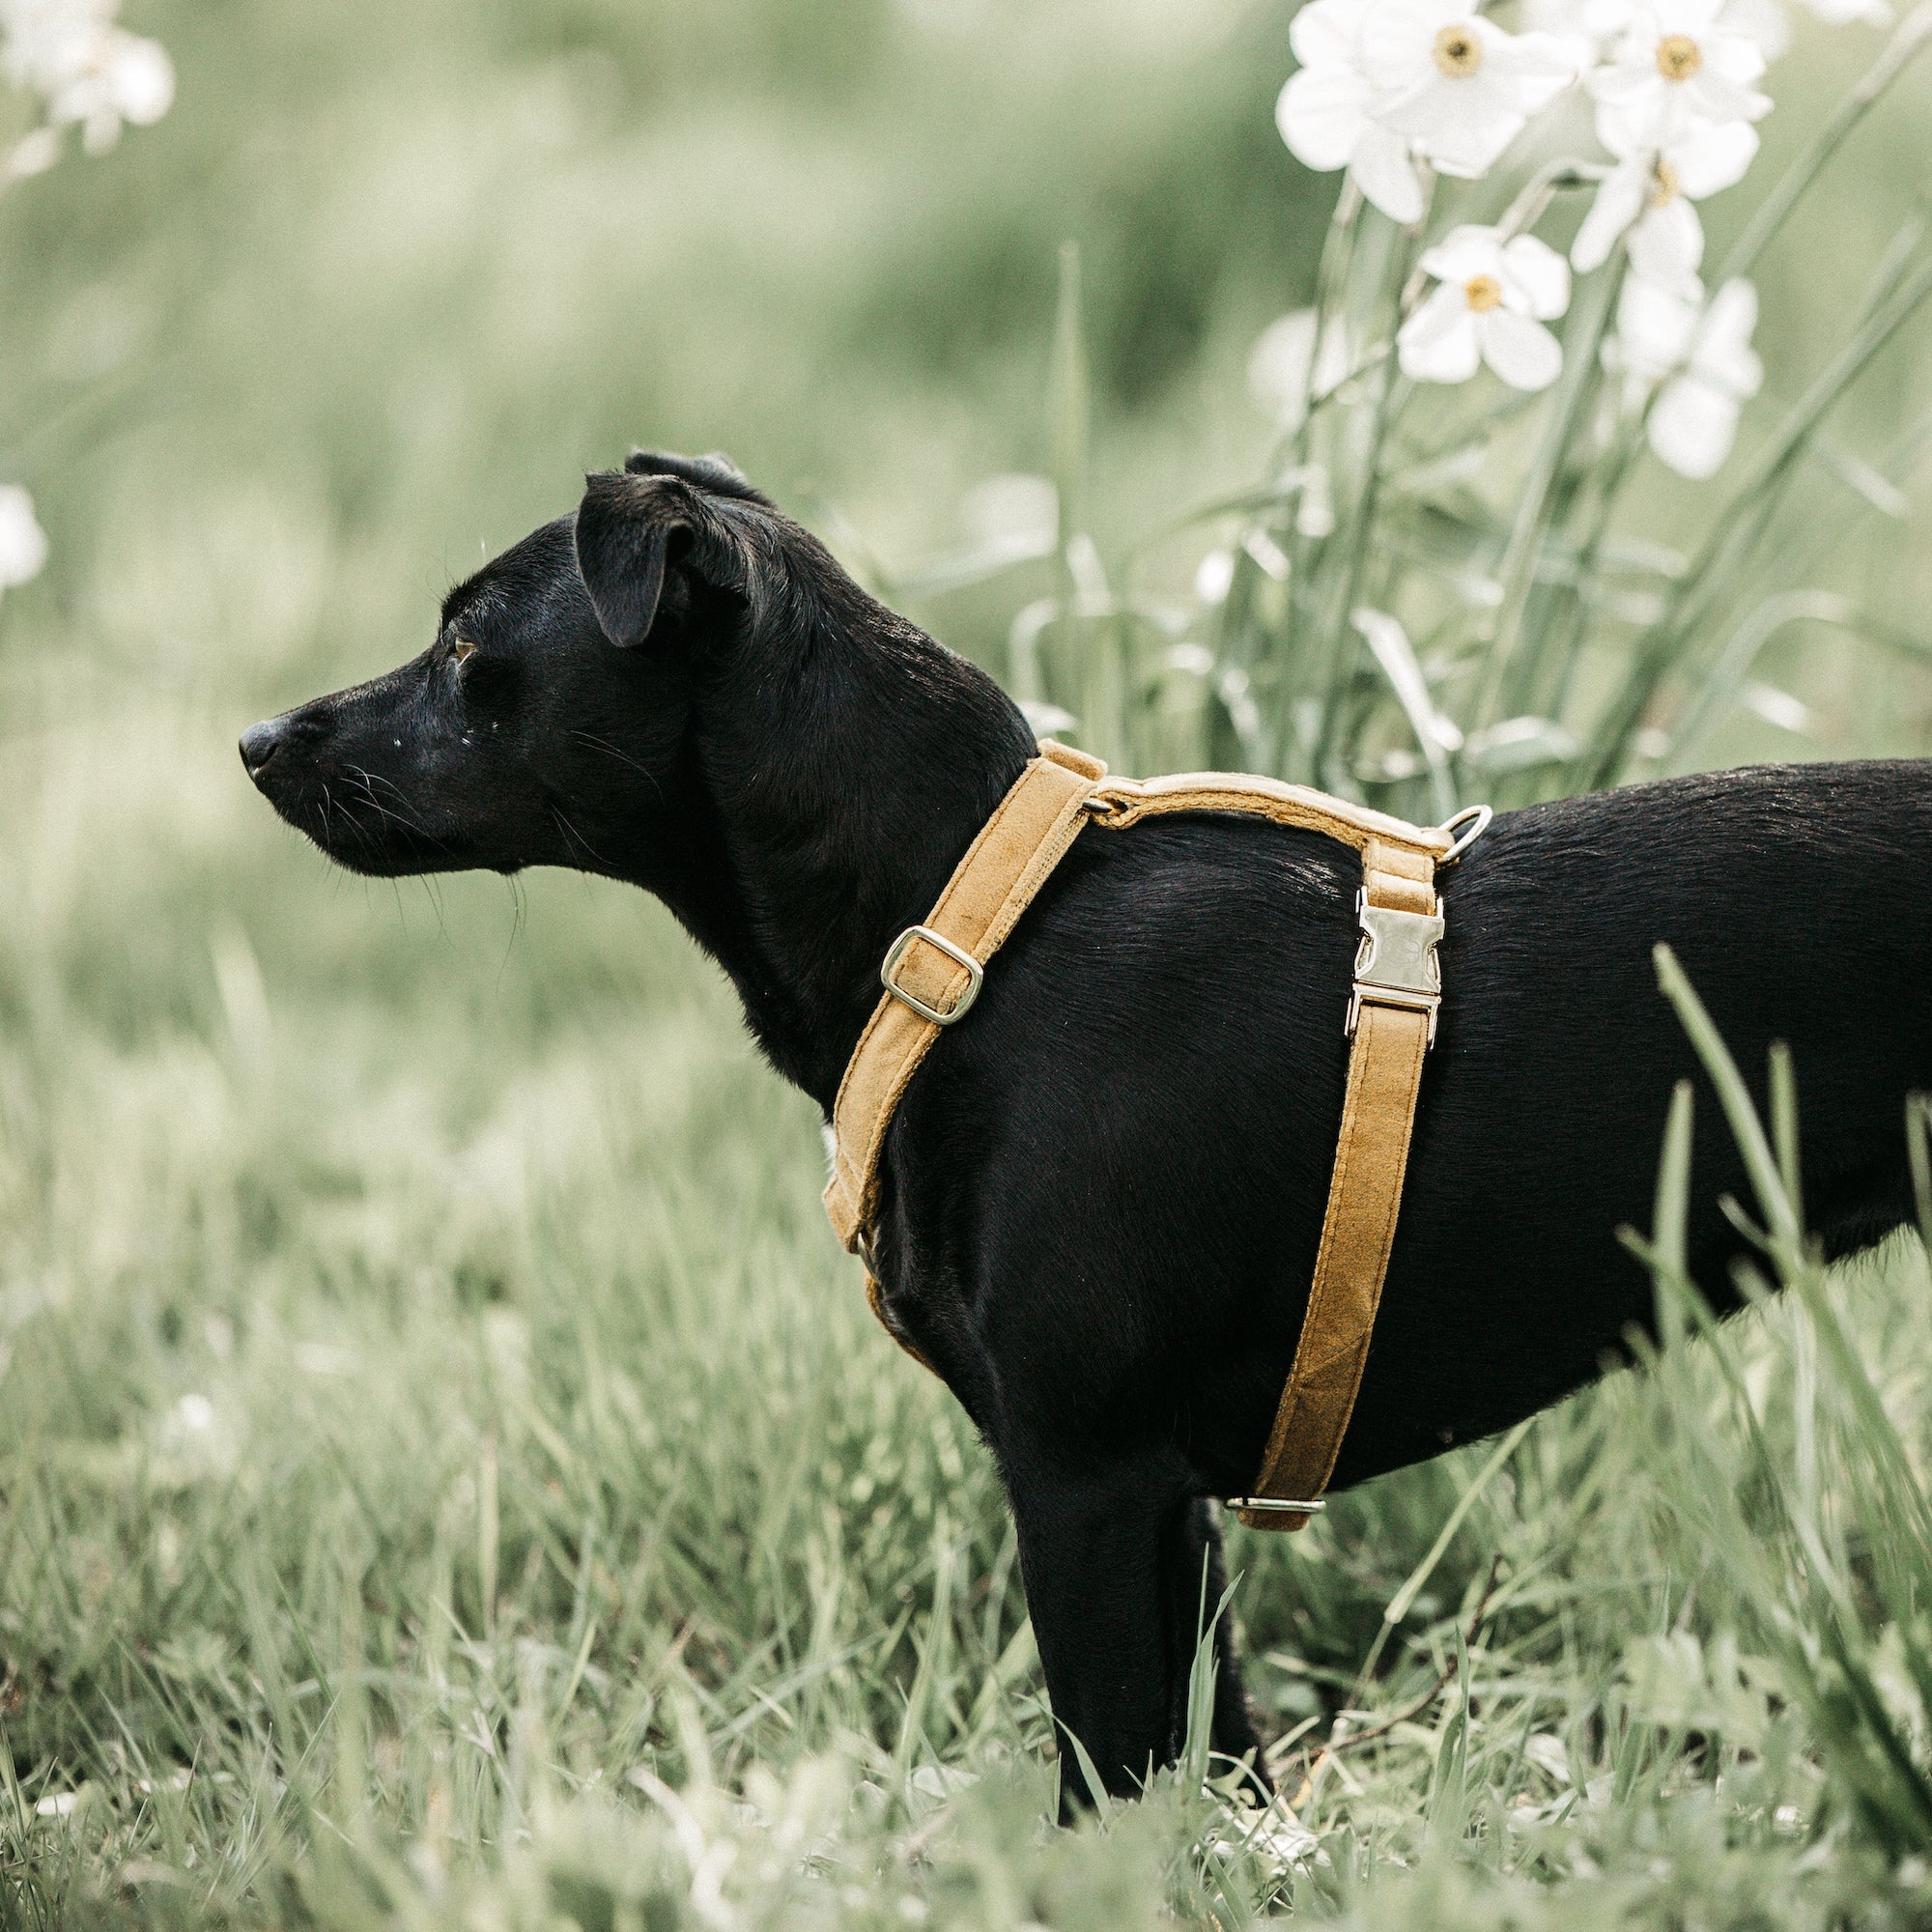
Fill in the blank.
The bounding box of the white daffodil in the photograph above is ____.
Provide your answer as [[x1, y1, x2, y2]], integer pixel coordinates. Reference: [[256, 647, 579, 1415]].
[[1610, 273, 1761, 472], [1571, 116, 1756, 277], [1610, 271, 1699, 390], [1720, 0, 1792, 60], [1525, 0, 1635, 70], [0, 484, 47, 590], [1399, 226, 1573, 389], [1588, 0, 1771, 151], [1649, 277, 1762, 476], [1277, 0, 1430, 223], [1359, 0, 1576, 180], [1, 0, 172, 154], [1248, 308, 1357, 428]]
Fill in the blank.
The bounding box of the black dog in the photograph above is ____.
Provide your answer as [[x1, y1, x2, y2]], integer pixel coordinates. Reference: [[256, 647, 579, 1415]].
[[242, 450, 1932, 1807]]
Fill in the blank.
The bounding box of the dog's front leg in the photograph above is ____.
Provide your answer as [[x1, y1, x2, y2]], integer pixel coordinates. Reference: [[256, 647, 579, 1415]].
[[1001, 1441, 1264, 1818]]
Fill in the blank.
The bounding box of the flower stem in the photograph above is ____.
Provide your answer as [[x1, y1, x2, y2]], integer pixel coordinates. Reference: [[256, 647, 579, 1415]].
[[1473, 254, 1626, 731], [1582, 241, 1932, 786]]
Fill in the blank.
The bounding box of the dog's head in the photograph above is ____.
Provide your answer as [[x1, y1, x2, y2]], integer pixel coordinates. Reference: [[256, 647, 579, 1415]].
[[241, 450, 788, 885], [244, 445, 1034, 1091]]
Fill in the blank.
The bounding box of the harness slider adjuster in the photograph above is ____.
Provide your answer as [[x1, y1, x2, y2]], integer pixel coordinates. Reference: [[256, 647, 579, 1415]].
[[881, 923, 984, 1027], [1346, 892, 1445, 1045]]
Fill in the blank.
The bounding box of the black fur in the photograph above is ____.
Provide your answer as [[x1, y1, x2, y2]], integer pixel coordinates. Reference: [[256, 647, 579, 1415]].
[[242, 452, 1932, 1810]]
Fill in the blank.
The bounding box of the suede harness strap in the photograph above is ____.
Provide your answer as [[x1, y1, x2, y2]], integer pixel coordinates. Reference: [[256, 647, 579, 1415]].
[[823, 742, 1468, 1532]]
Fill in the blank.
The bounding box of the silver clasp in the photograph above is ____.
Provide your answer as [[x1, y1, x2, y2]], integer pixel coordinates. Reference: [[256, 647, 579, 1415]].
[[1226, 1495, 1326, 1516], [1346, 891, 1445, 1044], [881, 924, 984, 1026]]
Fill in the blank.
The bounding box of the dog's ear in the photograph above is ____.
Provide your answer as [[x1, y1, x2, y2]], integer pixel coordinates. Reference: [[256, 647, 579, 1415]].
[[624, 448, 765, 501], [575, 470, 736, 651]]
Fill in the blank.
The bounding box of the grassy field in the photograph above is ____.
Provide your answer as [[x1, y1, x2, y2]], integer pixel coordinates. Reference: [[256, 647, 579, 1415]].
[[8, 0, 1932, 1924]]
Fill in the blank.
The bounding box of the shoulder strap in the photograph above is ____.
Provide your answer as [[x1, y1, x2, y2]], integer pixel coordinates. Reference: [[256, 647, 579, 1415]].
[[822, 739, 1107, 1255], [823, 746, 1463, 1535]]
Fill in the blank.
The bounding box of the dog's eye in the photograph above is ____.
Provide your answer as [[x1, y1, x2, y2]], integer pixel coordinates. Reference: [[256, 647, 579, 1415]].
[[451, 638, 478, 664]]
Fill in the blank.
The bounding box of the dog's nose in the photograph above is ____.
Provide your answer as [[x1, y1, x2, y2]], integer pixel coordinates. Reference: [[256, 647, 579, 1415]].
[[239, 716, 289, 781]]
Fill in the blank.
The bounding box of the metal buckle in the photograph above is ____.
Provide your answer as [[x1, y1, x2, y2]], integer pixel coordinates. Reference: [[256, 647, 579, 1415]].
[[1226, 1495, 1326, 1516], [1346, 890, 1445, 1044], [881, 924, 984, 1027]]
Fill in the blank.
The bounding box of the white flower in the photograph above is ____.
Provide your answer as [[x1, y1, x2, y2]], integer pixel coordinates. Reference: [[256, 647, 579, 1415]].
[[1399, 226, 1572, 389], [1, 0, 172, 155], [1611, 274, 1761, 472], [1360, 0, 1575, 179], [1609, 272, 1695, 393], [1571, 117, 1757, 277], [1276, 0, 1575, 224], [1649, 277, 1762, 476], [1524, 0, 1635, 69], [0, 483, 46, 589], [1248, 308, 1356, 427], [1278, 0, 1431, 223], [1720, 0, 1792, 60], [1588, 0, 1771, 151]]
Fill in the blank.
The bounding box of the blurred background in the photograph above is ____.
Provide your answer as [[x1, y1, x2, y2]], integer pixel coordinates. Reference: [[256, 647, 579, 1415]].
[[4, 0, 1932, 1917]]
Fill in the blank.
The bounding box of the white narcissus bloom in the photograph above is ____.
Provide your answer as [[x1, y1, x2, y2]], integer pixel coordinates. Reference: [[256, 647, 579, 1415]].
[[1248, 307, 1357, 427], [0, 484, 47, 589], [1649, 277, 1762, 476], [1588, 0, 1771, 151], [1277, 0, 1430, 223], [1571, 116, 1757, 276], [1611, 272, 1699, 389], [1399, 226, 1573, 389], [1360, 0, 1575, 179], [1612, 274, 1762, 473], [1525, 0, 1635, 71], [0, 0, 173, 155], [1277, 0, 1576, 223]]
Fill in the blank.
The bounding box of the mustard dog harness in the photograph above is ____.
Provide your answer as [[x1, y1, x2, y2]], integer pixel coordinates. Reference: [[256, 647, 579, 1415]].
[[822, 740, 1486, 1532]]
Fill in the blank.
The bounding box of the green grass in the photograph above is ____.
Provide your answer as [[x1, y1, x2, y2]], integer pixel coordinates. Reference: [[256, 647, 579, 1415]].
[[8, 0, 1932, 1922]]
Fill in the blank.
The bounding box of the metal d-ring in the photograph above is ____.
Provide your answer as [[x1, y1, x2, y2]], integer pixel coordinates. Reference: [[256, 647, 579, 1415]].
[[1437, 803, 1492, 867]]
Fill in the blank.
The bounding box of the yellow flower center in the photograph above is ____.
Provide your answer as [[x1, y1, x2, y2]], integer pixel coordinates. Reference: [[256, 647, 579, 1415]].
[[1656, 33, 1702, 80], [1464, 273, 1503, 312], [1433, 23, 1485, 75], [1650, 157, 1681, 207]]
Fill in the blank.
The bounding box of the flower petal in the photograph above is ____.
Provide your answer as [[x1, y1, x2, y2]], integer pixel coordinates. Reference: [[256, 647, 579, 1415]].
[[1572, 159, 1648, 270], [1350, 121, 1428, 222], [1586, 54, 1659, 102], [1359, 0, 1463, 89], [1278, 68, 1374, 170], [1479, 309, 1565, 388], [1291, 0, 1367, 71], [1626, 195, 1704, 293], [1649, 374, 1741, 475], [1692, 277, 1764, 395], [1399, 289, 1483, 383], [1418, 223, 1506, 284], [1687, 70, 1772, 122], [1483, 25, 1578, 103], [1379, 73, 1527, 175], [1720, 0, 1791, 60], [1617, 274, 1701, 377], [1665, 115, 1759, 196], [1502, 233, 1573, 319], [1249, 311, 1320, 422]]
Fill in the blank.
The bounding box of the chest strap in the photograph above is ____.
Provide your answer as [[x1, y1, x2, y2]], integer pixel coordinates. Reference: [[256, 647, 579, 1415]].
[[822, 742, 1466, 1533]]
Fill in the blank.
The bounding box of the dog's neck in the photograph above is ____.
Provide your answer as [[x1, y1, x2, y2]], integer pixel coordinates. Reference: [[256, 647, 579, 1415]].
[[642, 576, 1036, 1114]]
